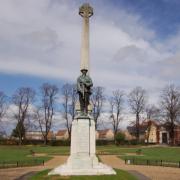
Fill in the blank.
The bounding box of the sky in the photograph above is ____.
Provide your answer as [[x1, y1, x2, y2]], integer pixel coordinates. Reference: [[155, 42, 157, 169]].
[[0, 0, 180, 133]]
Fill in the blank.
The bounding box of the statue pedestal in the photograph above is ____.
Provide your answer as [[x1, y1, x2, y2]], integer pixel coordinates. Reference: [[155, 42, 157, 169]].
[[48, 117, 116, 176]]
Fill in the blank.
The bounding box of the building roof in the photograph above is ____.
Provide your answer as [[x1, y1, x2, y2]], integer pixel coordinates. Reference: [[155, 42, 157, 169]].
[[97, 129, 112, 138], [48, 131, 54, 135], [56, 130, 67, 136], [25, 131, 42, 135], [127, 120, 158, 135], [157, 122, 180, 131]]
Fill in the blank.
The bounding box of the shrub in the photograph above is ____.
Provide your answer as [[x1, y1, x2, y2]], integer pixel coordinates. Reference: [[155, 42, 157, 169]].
[[115, 132, 125, 145], [0, 139, 18, 145], [136, 149, 142, 155], [96, 140, 114, 146], [50, 140, 70, 146], [129, 139, 138, 145]]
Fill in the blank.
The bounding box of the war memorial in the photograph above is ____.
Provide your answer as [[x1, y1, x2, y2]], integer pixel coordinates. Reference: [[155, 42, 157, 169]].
[[48, 3, 116, 176]]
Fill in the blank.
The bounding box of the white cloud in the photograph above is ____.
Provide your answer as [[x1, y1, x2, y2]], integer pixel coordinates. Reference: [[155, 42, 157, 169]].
[[0, 0, 158, 80], [0, 0, 180, 132]]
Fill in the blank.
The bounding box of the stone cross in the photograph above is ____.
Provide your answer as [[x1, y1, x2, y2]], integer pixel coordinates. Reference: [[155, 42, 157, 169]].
[[79, 3, 93, 72], [48, 4, 116, 175]]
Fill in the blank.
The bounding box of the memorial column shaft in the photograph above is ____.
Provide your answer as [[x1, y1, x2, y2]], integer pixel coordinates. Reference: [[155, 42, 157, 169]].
[[80, 16, 89, 71]]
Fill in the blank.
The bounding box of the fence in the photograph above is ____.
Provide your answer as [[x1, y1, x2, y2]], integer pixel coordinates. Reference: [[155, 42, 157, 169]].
[[0, 159, 44, 169], [125, 158, 180, 168]]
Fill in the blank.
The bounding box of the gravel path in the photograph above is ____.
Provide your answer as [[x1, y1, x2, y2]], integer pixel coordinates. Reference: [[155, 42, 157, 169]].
[[0, 156, 68, 180], [0, 166, 46, 180], [100, 155, 180, 180], [15, 172, 37, 180]]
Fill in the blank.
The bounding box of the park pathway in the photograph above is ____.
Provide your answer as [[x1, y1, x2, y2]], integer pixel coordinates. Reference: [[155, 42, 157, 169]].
[[0, 156, 68, 180], [100, 155, 180, 180], [1, 155, 180, 180]]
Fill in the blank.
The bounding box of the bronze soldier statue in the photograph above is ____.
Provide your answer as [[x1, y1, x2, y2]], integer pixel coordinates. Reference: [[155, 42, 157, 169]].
[[77, 69, 93, 115]]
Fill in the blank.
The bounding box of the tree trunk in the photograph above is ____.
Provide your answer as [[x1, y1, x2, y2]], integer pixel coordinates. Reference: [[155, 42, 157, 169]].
[[19, 137, 22, 146], [171, 123, 175, 146], [136, 113, 140, 142], [68, 126, 71, 140], [44, 135, 48, 145], [18, 128, 22, 146]]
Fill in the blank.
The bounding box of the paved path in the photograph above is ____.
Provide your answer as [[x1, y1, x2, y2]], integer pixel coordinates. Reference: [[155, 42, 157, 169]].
[[0, 166, 45, 180], [1, 155, 180, 180], [0, 156, 68, 180], [100, 155, 180, 180]]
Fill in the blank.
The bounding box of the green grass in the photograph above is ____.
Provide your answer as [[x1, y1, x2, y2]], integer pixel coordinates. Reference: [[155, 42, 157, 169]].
[[30, 169, 137, 180], [97, 145, 180, 162], [97, 145, 141, 155], [1, 145, 180, 164], [0, 145, 69, 161], [0, 145, 55, 164], [119, 147, 180, 162]]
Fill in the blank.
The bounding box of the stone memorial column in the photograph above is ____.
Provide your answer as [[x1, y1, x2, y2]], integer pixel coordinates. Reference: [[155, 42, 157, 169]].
[[79, 3, 93, 72], [48, 4, 116, 176]]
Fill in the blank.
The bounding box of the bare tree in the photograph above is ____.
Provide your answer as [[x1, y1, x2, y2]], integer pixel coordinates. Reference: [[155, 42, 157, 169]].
[[69, 84, 78, 122], [91, 86, 105, 129], [145, 104, 160, 120], [35, 83, 58, 145], [0, 91, 8, 122], [0, 91, 8, 137], [109, 90, 124, 139], [61, 83, 78, 139], [160, 84, 180, 145], [128, 86, 147, 142], [12, 87, 35, 145]]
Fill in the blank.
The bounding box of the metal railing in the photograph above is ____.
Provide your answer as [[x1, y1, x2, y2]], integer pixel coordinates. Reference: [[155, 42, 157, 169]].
[[0, 159, 44, 169], [125, 158, 180, 168]]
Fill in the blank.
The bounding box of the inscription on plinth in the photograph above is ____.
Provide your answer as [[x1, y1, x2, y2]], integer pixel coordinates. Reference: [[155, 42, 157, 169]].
[[78, 121, 89, 153], [48, 117, 116, 175]]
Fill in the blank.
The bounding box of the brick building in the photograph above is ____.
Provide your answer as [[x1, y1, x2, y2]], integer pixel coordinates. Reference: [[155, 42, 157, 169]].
[[96, 129, 114, 140], [127, 120, 180, 145], [55, 130, 69, 140]]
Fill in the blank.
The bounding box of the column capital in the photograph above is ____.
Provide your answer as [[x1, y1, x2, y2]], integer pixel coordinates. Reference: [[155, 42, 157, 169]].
[[79, 3, 93, 18]]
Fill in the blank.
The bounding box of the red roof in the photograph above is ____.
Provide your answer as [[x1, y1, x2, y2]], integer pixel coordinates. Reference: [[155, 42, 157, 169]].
[[56, 130, 67, 136], [98, 129, 112, 138], [127, 120, 158, 134]]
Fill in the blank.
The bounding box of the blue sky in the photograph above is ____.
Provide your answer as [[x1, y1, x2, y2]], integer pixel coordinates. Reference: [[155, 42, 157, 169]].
[[0, 0, 180, 95], [113, 0, 180, 38], [0, 0, 180, 97], [0, 73, 64, 96], [0, 0, 180, 133]]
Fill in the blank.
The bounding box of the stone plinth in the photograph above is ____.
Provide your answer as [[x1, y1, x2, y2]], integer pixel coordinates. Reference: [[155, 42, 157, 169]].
[[48, 117, 116, 176]]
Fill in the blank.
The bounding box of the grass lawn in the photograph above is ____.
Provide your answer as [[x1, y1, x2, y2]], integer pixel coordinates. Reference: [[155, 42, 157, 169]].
[[118, 147, 180, 162], [97, 145, 142, 155], [0, 145, 180, 163], [0, 145, 69, 160], [96, 145, 180, 162], [30, 169, 137, 180], [0, 145, 60, 163]]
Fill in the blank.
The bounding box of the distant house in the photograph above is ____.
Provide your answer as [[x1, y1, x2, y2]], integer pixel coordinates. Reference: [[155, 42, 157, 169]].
[[47, 131, 55, 140], [25, 131, 43, 140], [96, 129, 114, 140], [127, 120, 180, 145], [174, 126, 180, 145], [127, 120, 158, 143], [145, 121, 158, 143], [25, 131, 55, 140], [123, 130, 136, 141], [56, 130, 69, 140], [157, 123, 180, 145], [156, 124, 170, 144]]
